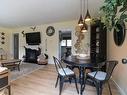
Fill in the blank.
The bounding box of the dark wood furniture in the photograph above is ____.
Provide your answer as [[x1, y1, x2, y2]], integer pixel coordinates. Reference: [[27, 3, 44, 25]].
[[0, 69, 11, 95], [1, 59, 21, 71], [63, 56, 94, 95], [90, 20, 107, 70]]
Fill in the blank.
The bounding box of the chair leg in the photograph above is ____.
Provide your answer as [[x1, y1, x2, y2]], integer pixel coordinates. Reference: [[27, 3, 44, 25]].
[[73, 75, 79, 94], [107, 81, 112, 95], [59, 76, 64, 95], [55, 75, 59, 88], [99, 82, 103, 95], [95, 81, 103, 95], [95, 81, 100, 95], [68, 77, 72, 84]]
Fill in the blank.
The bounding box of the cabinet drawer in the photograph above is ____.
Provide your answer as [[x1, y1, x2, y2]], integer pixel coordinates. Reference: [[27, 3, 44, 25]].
[[0, 76, 8, 88]]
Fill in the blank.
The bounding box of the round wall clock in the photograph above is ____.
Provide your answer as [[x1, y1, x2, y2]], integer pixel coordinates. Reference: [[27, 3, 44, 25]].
[[113, 22, 126, 46], [46, 26, 55, 36]]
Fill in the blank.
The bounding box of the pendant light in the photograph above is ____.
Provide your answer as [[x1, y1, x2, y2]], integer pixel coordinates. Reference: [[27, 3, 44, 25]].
[[78, 15, 84, 26], [81, 0, 87, 32], [78, 0, 83, 26], [81, 22, 88, 32], [85, 0, 91, 21]]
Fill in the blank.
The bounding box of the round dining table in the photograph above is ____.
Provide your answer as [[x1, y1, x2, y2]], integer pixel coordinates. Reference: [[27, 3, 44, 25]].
[[63, 55, 94, 95]]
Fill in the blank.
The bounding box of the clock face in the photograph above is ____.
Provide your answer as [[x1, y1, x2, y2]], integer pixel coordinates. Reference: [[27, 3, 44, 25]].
[[46, 26, 55, 36]]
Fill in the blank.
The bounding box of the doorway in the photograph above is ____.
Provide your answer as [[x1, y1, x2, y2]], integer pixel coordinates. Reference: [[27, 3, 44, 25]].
[[13, 33, 19, 59], [59, 30, 72, 59]]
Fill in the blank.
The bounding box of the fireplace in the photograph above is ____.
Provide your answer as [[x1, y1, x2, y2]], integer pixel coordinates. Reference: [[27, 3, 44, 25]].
[[24, 48, 41, 63]]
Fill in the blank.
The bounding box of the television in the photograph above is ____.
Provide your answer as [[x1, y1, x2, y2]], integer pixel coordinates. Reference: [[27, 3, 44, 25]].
[[26, 32, 41, 45]]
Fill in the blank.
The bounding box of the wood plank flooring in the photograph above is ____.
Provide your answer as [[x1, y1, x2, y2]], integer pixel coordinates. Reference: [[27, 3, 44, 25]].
[[11, 64, 121, 95]]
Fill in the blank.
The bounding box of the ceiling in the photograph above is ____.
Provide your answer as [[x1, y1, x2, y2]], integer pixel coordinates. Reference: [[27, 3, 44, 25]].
[[0, 0, 104, 28]]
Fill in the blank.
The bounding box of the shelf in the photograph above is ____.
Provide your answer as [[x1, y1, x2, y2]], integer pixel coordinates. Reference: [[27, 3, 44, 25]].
[[90, 20, 107, 64], [96, 39, 100, 40]]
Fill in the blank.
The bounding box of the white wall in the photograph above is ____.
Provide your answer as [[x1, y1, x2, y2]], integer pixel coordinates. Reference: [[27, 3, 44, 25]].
[[107, 22, 127, 95], [0, 27, 12, 59], [11, 20, 90, 63]]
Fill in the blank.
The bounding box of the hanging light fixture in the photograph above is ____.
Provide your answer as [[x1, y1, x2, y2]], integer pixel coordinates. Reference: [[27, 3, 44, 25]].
[[78, 0, 83, 26], [81, 0, 88, 32], [81, 22, 87, 32], [78, 15, 84, 26], [85, 0, 91, 21]]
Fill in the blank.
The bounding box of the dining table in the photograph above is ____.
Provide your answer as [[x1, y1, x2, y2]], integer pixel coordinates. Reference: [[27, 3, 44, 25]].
[[63, 55, 94, 95]]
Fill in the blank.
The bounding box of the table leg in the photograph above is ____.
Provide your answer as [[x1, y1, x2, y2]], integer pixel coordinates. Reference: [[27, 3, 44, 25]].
[[79, 67, 85, 95], [7, 85, 11, 95], [18, 61, 21, 71]]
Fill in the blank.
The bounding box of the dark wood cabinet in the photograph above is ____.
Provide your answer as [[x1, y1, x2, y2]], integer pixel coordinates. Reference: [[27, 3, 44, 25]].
[[90, 20, 107, 65]]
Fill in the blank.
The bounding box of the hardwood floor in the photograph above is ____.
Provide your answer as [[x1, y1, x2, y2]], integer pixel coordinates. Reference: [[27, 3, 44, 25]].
[[11, 64, 121, 95]]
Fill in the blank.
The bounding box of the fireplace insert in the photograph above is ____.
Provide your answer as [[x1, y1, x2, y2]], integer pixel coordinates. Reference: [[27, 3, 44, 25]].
[[24, 48, 41, 63]]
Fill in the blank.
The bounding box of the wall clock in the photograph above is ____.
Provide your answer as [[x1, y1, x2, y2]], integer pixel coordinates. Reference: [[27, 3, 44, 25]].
[[46, 26, 55, 36], [113, 22, 126, 46]]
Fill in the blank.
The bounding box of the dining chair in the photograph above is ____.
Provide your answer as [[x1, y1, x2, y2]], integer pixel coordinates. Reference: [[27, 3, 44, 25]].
[[83, 60, 118, 95], [53, 56, 79, 95]]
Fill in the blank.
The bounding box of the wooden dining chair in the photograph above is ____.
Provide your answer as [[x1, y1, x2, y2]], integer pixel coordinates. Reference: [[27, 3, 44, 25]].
[[53, 56, 79, 95], [83, 60, 118, 95]]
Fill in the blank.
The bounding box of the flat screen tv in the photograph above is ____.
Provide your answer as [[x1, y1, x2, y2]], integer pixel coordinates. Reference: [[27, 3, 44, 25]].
[[26, 32, 41, 45]]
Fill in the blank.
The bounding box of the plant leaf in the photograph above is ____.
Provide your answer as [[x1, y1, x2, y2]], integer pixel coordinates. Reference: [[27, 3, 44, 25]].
[[125, 19, 127, 22], [120, 14, 127, 20], [123, 0, 127, 7], [119, 6, 127, 12], [100, 0, 127, 32], [116, 0, 122, 6]]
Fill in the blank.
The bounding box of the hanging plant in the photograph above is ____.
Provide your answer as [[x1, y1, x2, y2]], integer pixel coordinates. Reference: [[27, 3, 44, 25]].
[[100, 0, 127, 31]]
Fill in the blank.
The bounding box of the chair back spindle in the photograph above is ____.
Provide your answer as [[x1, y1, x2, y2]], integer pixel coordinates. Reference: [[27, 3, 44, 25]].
[[105, 60, 118, 81], [53, 56, 67, 76]]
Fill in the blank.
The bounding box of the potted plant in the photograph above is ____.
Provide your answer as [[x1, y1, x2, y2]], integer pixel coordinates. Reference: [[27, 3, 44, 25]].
[[100, 0, 127, 31]]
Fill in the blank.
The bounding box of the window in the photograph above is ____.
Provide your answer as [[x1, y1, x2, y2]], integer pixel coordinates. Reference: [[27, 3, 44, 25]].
[[61, 39, 72, 47], [67, 40, 72, 46], [61, 40, 66, 46]]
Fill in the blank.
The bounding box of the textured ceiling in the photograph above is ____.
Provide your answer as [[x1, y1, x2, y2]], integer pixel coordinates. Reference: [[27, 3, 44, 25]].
[[0, 0, 104, 28]]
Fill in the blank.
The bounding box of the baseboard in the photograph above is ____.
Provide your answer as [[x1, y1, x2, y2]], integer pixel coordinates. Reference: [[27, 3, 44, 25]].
[[112, 78, 126, 95]]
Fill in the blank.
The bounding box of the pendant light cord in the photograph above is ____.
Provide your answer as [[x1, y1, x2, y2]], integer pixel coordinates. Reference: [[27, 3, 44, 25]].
[[87, 0, 88, 10], [83, 0, 86, 17]]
